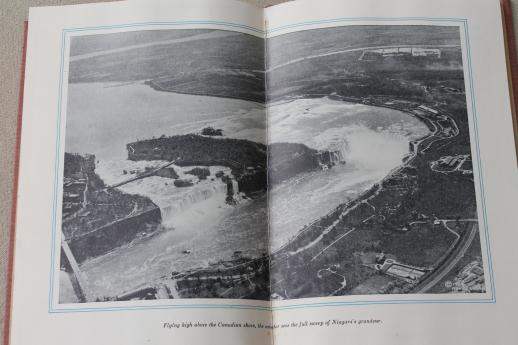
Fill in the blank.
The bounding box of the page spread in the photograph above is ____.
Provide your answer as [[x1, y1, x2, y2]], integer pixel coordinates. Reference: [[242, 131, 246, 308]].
[[6, 0, 518, 344]]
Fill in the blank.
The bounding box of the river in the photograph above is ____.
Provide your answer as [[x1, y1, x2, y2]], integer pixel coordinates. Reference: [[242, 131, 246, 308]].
[[65, 82, 266, 160], [62, 82, 428, 299], [267, 97, 430, 250]]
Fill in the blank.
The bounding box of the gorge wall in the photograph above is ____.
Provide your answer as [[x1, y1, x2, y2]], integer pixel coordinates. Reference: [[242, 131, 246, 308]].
[[126, 134, 340, 194], [62, 153, 162, 264], [127, 135, 267, 196]]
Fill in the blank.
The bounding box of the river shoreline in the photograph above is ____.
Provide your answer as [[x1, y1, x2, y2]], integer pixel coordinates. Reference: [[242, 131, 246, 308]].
[[269, 92, 469, 298], [270, 97, 434, 256], [62, 90, 436, 301]]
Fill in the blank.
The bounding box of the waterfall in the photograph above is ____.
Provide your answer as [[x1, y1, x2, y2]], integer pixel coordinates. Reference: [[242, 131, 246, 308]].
[[231, 179, 239, 194], [332, 139, 349, 164], [95, 158, 241, 230], [160, 182, 228, 227]]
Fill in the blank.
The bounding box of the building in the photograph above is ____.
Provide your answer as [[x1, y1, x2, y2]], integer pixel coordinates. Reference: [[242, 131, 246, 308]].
[[411, 48, 441, 58], [359, 47, 441, 61], [417, 104, 439, 116], [376, 258, 427, 283]]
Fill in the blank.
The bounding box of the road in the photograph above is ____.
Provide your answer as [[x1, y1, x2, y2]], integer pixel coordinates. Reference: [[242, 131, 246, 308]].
[[267, 44, 460, 73], [415, 221, 479, 293], [311, 228, 356, 261], [106, 159, 177, 189], [271, 103, 458, 265], [70, 31, 239, 62], [269, 99, 467, 298], [61, 232, 89, 302], [317, 266, 347, 296], [271, 105, 442, 260]]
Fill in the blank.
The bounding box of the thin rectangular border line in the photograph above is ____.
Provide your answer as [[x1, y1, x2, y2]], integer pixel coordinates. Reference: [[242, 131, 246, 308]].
[[47, 17, 496, 313]]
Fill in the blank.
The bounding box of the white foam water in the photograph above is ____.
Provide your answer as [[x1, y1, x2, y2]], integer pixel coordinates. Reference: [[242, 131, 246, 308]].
[[63, 82, 268, 299], [95, 159, 235, 228], [62, 80, 428, 299], [80, 159, 266, 298], [65, 82, 266, 160], [268, 97, 430, 250]]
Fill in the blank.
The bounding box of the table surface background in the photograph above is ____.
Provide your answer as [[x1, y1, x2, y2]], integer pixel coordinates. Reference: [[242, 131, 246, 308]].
[[1, 0, 516, 337]]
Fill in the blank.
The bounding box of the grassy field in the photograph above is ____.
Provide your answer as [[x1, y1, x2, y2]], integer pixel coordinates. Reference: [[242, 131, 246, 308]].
[[69, 29, 265, 102], [268, 25, 485, 298]]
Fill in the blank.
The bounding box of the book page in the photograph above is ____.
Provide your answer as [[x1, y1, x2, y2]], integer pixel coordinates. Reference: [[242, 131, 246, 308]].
[[8, 1, 272, 345], [9, 0, 518, 344], [265, 0, 518, 344]]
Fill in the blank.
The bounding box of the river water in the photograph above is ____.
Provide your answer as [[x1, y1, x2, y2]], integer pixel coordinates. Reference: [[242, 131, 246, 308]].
[[267, 98, 430, 250], [62, 82, 428, 299], [65, 82, 266, 160]]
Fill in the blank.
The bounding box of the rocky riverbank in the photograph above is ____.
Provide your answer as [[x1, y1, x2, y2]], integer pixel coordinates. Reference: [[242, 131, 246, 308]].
[[127, 134, 340, 196], [61, 153, 162, 264]]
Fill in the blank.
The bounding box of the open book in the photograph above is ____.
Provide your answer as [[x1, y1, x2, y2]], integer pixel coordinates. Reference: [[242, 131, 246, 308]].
[[5, 0, 518, 344]]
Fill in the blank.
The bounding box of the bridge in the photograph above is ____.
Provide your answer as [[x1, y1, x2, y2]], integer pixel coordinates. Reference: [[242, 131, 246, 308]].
[[61, 232, 90, 302], [105, 159, 178, 190]]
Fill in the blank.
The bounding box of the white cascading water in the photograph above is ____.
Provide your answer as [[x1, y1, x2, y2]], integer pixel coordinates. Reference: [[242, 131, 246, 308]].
[[268, 97, 431, 249], [159, 182, 228, 228], [326, 137, 349, 165], [95, 159, 239, 229], [232, 179, 239, 194]]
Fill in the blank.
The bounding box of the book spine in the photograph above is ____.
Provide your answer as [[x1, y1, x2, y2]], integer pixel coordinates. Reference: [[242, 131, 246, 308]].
[[3, 21, 28, 345], [501, 0, 518, 154]]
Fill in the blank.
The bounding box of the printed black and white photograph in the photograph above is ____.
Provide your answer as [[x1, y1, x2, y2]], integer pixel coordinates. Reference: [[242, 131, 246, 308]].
[[267, 25, 487, 299], [58, 24, 488, 304], [59, 29, 270, 303]]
